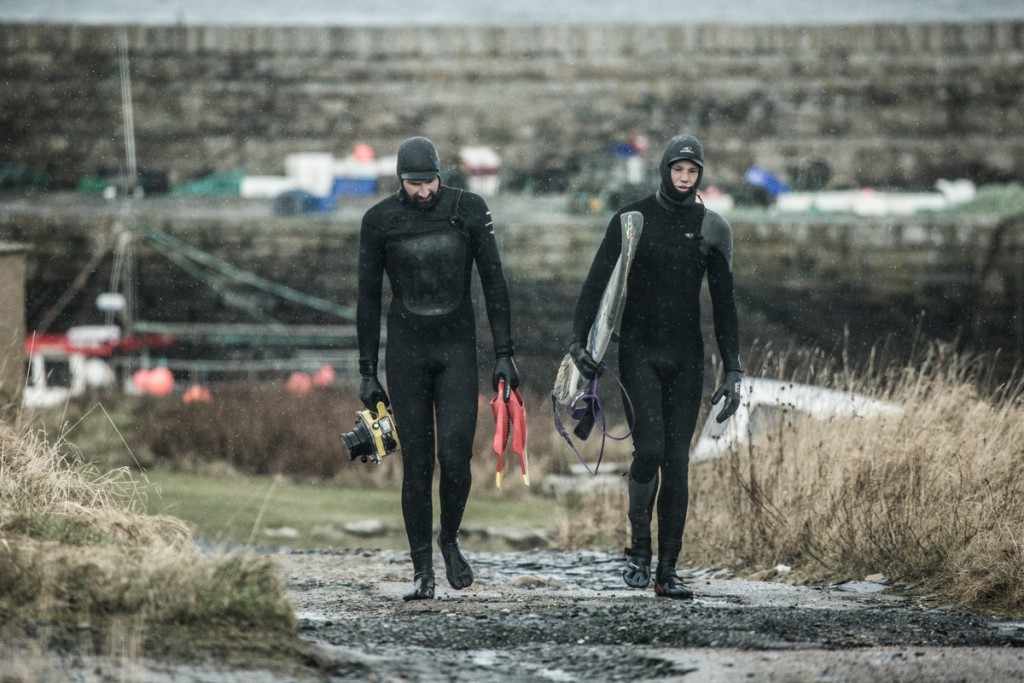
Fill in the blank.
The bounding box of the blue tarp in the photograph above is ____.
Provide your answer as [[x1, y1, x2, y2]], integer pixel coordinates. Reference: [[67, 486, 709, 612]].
[[744, 166, 790, 197]]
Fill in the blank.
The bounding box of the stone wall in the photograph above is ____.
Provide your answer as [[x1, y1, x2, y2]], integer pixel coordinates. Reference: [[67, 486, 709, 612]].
[[2, 22, 1023, 191], [1, 195, 1020, 374]]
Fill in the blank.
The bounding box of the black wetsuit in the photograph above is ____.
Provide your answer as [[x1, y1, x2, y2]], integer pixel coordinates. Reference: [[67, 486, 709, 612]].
[[572, 192, 741, 556], [357, 185, 514, 562]]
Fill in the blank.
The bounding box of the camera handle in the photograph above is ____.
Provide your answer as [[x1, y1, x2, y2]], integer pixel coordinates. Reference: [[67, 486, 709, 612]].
[[368, 401, 401, 460]]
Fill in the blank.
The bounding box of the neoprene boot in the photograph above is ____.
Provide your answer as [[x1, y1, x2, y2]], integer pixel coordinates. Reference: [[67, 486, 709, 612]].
[[402, 545, 435, 601], [622, 472, 658, 589], [437, 532, 474, 589], [654, 542, 694, 600]]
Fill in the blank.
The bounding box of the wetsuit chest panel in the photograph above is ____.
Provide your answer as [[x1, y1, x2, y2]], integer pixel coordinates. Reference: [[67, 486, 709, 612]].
[[620, 203, 708, 346], [384, 218, 470, 316], [634, 214, 708, 295]]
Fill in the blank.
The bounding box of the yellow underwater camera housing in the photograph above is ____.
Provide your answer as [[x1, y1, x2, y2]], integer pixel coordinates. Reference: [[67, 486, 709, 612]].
[[341, 401, 402, 464]]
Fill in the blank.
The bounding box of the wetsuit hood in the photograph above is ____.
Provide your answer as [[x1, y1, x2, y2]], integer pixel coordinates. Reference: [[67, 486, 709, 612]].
[[397, 136, 441, 181], [396, 136, 443, 209], [657, 134, 704, 208]]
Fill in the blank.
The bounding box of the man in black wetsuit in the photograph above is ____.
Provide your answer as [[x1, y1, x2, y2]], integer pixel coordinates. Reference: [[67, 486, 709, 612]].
[[569, 133, 742, 599], [357, 136, 520, 601]]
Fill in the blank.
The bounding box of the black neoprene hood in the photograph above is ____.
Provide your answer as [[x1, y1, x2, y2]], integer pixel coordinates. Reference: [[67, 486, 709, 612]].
[[659, 133, 705, 201], [662, 134, 705, 169], [397, 136, 441, 181]]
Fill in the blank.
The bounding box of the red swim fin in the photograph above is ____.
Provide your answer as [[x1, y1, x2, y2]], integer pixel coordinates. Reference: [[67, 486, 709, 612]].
[[508, 388, 529, 487], [491, 380, 511, 488]]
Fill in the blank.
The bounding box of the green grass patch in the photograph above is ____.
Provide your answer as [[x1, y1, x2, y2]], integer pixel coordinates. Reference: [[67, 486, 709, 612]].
[[142, 468, 564, 551]]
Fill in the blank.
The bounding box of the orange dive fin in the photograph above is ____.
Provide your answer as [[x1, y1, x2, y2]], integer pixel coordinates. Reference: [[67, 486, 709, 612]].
[[491, 380, 511, 488], [508, 387, 529, 487]]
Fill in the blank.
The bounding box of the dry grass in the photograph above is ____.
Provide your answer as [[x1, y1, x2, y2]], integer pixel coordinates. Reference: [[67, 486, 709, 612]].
[[553, 485, 629, 553], [558, 342, 1024, 615], [0, 420, 296, 633]]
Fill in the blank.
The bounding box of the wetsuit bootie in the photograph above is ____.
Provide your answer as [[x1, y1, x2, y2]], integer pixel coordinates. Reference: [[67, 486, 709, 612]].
[[403, 545, 435, 601], [654, 543, 693, 600], [403, 571, 436, 601], [622, 471, 658, 589], [654, 567, 693, 600], [438, 533, 474, 589], [622, 548, 651, 588]]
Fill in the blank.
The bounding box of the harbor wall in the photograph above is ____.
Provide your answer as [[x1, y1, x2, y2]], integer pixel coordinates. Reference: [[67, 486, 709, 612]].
[[2, 22, 1023, 192], [1, 196, 1020, 374]]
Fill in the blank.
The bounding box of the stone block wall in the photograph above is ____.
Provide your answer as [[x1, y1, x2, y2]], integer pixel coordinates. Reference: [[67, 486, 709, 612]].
[[2, 22, 1023, 191]]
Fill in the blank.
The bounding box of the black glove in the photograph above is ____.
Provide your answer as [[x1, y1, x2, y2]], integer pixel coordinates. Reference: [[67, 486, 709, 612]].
[[711, 370, 743, 423], [492, 355, 520, 401], [359, 375, 390, 411], [569, 341, 602, 381]]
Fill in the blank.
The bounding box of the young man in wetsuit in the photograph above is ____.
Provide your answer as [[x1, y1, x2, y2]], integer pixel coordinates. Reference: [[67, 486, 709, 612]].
[[569, 133, 742, 599], [357, 136, 519, 601]]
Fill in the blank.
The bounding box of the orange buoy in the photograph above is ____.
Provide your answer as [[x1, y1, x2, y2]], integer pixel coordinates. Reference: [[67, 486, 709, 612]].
[[353, 143, 375, 162], [183, 384, 213, 404], [285, 371, 313, 397], [313, 364, 336, 387], [147, 367, 175, 396]]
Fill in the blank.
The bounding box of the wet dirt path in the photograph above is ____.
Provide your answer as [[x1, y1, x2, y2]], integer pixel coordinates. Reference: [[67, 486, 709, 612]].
[[280, 548, 1024, 682]]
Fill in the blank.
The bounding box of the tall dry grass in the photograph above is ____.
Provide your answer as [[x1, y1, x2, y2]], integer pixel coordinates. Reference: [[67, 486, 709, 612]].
[[0, 420, 295, 632], [558, 342, 1024, 614]]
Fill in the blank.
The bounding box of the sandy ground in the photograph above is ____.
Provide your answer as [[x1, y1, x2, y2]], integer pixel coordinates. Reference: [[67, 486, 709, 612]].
[[7, 547, 1024, 682]]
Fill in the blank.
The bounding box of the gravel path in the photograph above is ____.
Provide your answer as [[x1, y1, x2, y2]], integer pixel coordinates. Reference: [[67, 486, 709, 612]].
[[280, 548, 1024, 682]]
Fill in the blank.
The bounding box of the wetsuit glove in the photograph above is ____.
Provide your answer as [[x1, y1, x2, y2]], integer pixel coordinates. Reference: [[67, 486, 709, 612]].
[[711, 370, 743, 423], [492, 355, 520, 401], [569, 341, 602, 381], [359, 375, 390, 411]]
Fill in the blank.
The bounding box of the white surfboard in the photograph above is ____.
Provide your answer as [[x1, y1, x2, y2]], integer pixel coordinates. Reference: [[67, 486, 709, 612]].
[[552, 210, 644, 406]]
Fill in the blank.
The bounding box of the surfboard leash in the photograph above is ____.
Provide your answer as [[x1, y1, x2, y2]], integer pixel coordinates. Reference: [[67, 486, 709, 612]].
[[551, 364, 636, 476]]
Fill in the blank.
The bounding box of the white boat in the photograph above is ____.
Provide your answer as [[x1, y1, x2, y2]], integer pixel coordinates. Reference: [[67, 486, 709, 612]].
[[690, 377, 903, 463]]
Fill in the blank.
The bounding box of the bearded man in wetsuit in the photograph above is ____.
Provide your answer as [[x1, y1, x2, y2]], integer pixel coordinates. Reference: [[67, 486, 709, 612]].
[[357, 136, 519, 601], [569, 133, 742, 599]]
